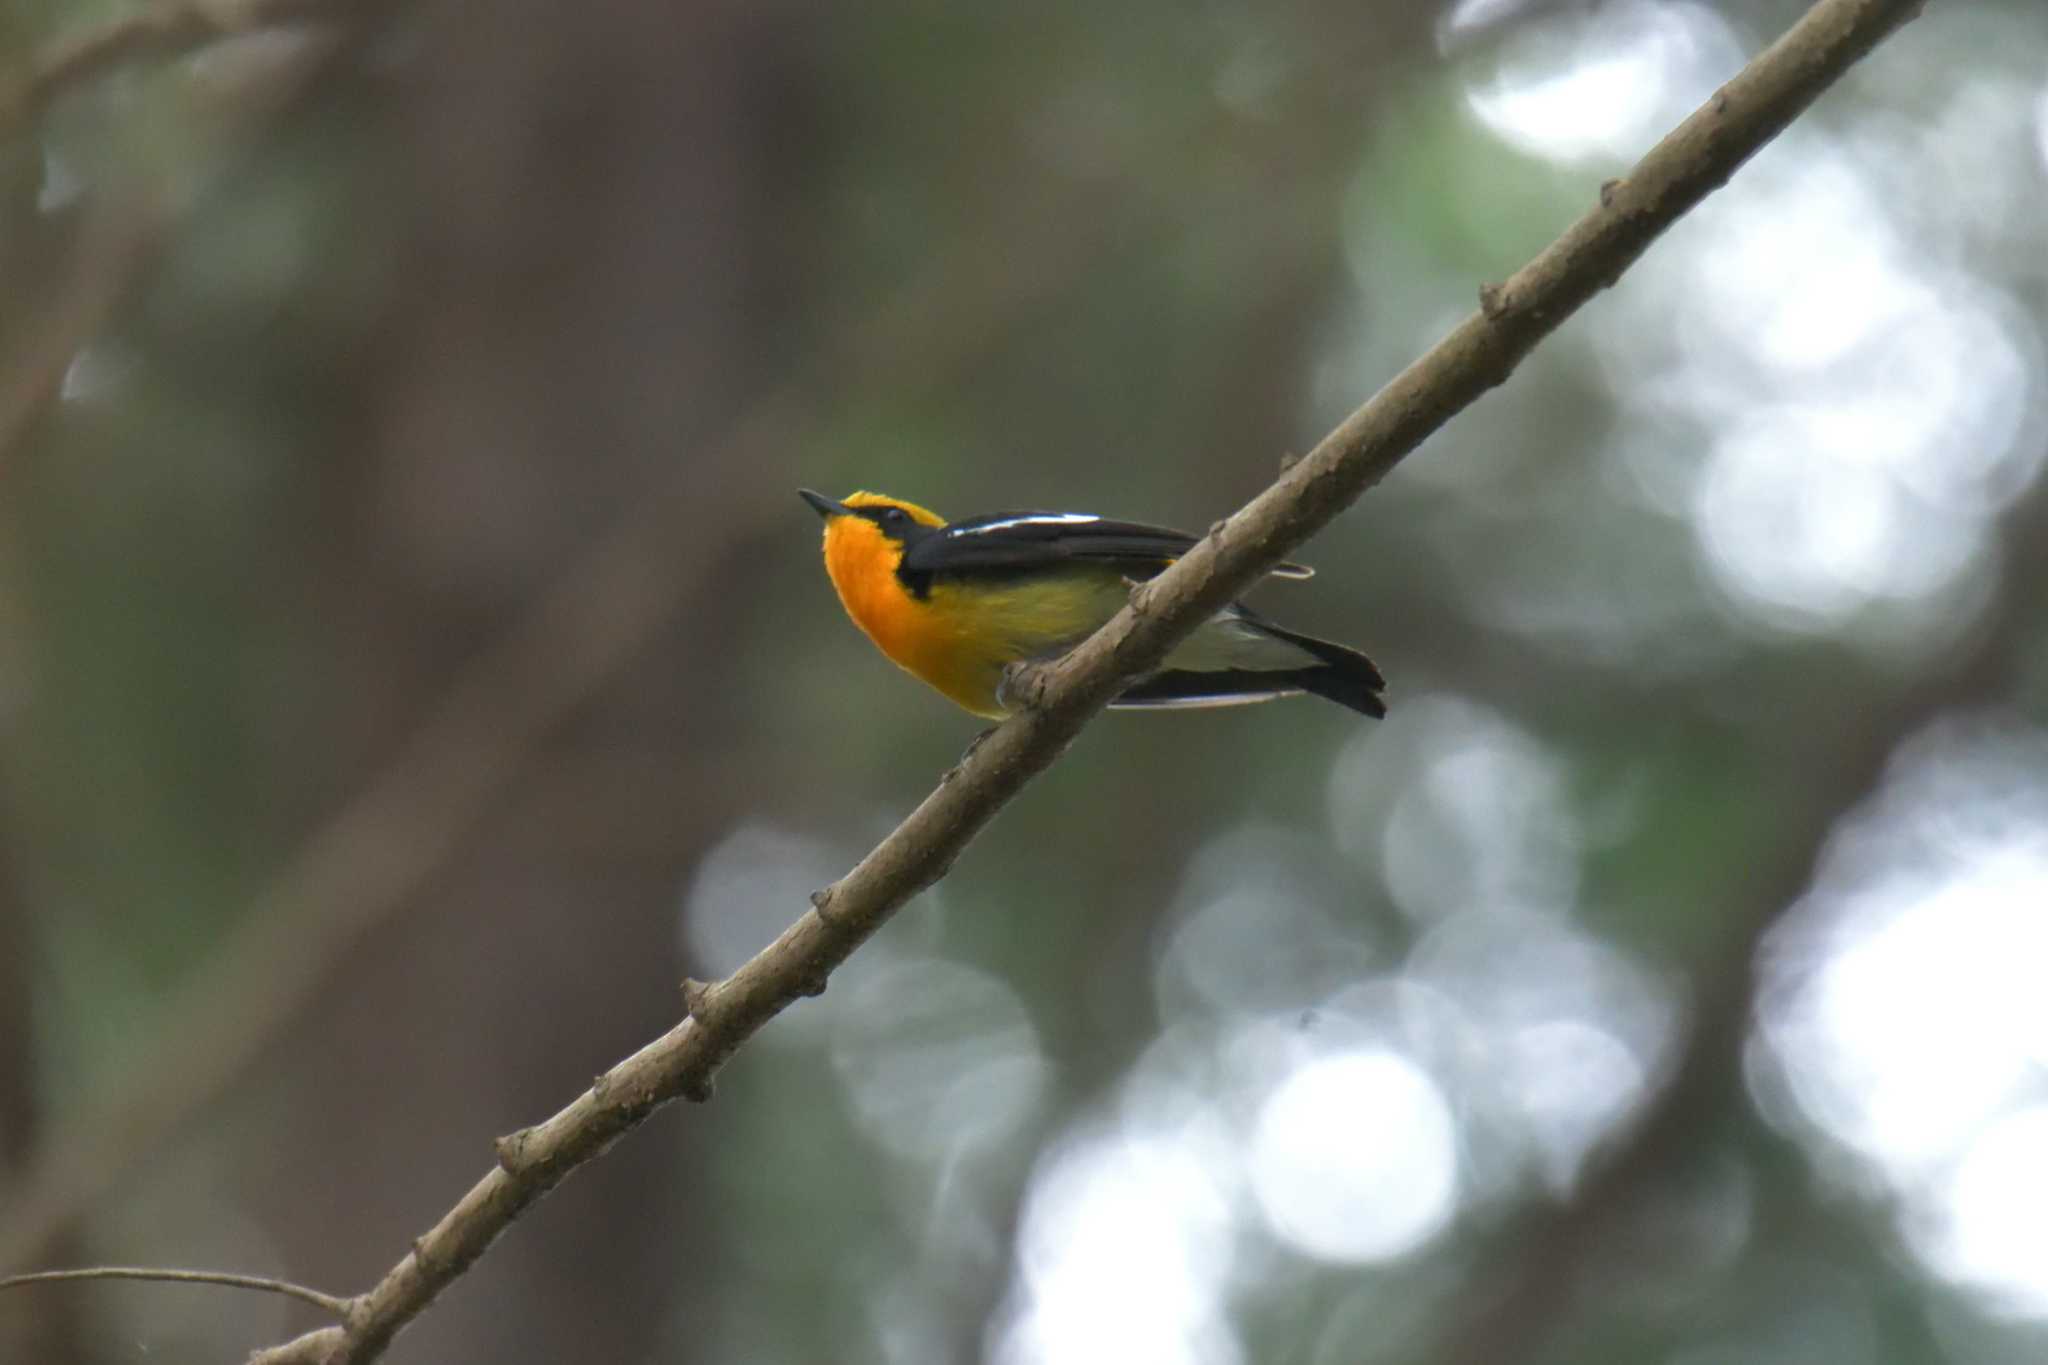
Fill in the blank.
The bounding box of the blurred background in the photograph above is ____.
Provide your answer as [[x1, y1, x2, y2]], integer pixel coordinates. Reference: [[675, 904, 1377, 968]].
[[2, 0, 2046, 1361]]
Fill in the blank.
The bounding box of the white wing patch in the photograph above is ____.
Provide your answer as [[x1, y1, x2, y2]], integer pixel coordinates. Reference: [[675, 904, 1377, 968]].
[[949, 513, 1102, 536], [942, 513, 1313, 580]]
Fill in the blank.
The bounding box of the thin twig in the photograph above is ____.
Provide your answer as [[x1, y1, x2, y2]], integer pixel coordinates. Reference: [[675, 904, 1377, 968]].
[[261, 2, 1926, 1360], [0, 1264, 348, 1315]]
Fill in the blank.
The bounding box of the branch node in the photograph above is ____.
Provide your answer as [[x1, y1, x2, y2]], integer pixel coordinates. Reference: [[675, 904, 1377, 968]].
[[1478, 281, 1510, 320], [410, 1235, 435, 1271], [680, 977, 715, 1018], [808, 885, 834, 910], [590, 1071, 613, 1099], [680, 1072, 715, 1104], [797, 972, 829, 998], [1277, 449, 1301, 474], [491, 1129, 533, 1175], [1207, 519, 1228, 539], [1599, 177, 1625, 208]]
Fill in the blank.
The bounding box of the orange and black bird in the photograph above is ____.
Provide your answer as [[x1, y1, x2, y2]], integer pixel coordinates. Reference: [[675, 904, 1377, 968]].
[[800, 489, 1385, 720]]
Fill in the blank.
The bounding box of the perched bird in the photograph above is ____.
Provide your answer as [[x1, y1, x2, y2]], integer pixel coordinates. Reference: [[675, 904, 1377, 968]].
[[800, 489, 1384, 720]]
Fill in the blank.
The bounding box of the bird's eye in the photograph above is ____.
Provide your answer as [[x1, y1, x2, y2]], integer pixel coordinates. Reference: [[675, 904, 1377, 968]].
[[883, 507, 907, 524]]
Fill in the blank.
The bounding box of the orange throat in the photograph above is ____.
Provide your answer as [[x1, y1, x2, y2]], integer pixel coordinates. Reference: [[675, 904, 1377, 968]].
[[820, 513, 1000, 716]]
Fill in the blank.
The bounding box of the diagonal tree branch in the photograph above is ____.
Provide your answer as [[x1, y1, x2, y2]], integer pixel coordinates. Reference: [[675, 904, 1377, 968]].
[[231, 0, 1925, 1359]]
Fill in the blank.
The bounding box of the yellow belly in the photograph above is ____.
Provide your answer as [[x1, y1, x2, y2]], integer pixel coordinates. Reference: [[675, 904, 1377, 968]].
[[838, 570, 1128, 718]]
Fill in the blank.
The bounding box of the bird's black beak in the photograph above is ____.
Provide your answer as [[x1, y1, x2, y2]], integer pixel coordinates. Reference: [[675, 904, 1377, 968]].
[[799, 488, 849, 520]]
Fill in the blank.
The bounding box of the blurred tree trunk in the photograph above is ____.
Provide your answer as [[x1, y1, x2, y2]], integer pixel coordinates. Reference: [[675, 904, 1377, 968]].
[[252, 3, 803, 1357], [0, 5, 85, 1344], [0, 817, 86, 1365]]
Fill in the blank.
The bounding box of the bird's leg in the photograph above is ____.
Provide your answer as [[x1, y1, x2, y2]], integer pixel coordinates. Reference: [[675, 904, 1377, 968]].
[[1122, 574, 1152, 615], [997, 658, 1054, 713]]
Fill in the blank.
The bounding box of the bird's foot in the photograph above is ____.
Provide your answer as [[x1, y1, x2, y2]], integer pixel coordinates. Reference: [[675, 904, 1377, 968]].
[[997, 659, 1054, 713]]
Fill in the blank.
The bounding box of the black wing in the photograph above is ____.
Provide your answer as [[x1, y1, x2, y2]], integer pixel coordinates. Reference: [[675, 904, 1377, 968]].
[[900, 511, 1312, 581]]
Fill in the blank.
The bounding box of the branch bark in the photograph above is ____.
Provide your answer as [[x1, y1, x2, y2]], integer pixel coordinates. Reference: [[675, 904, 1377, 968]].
[[226, 1, 1927, 1359]]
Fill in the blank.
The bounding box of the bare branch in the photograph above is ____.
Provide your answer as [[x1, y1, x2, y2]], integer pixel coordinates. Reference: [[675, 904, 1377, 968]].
[[0, 1264, 348, 1315], [243, 2, 1927, 1360]]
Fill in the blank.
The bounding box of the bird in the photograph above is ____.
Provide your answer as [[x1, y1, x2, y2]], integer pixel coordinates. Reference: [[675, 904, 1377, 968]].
[[799, 489, 1384, 721]]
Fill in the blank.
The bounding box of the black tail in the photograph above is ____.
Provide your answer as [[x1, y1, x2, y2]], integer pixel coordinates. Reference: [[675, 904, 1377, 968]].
[[1113, 618, 1386, 719], [1255, 619, 1387, 718]]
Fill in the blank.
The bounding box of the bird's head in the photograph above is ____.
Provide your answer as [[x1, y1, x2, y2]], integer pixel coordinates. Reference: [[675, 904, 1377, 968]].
[[800, 489, 945, 591]]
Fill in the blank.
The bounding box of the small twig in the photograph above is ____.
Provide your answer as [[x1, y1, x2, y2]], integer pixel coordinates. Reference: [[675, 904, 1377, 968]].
[[0, 1265, 349, 1315]]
